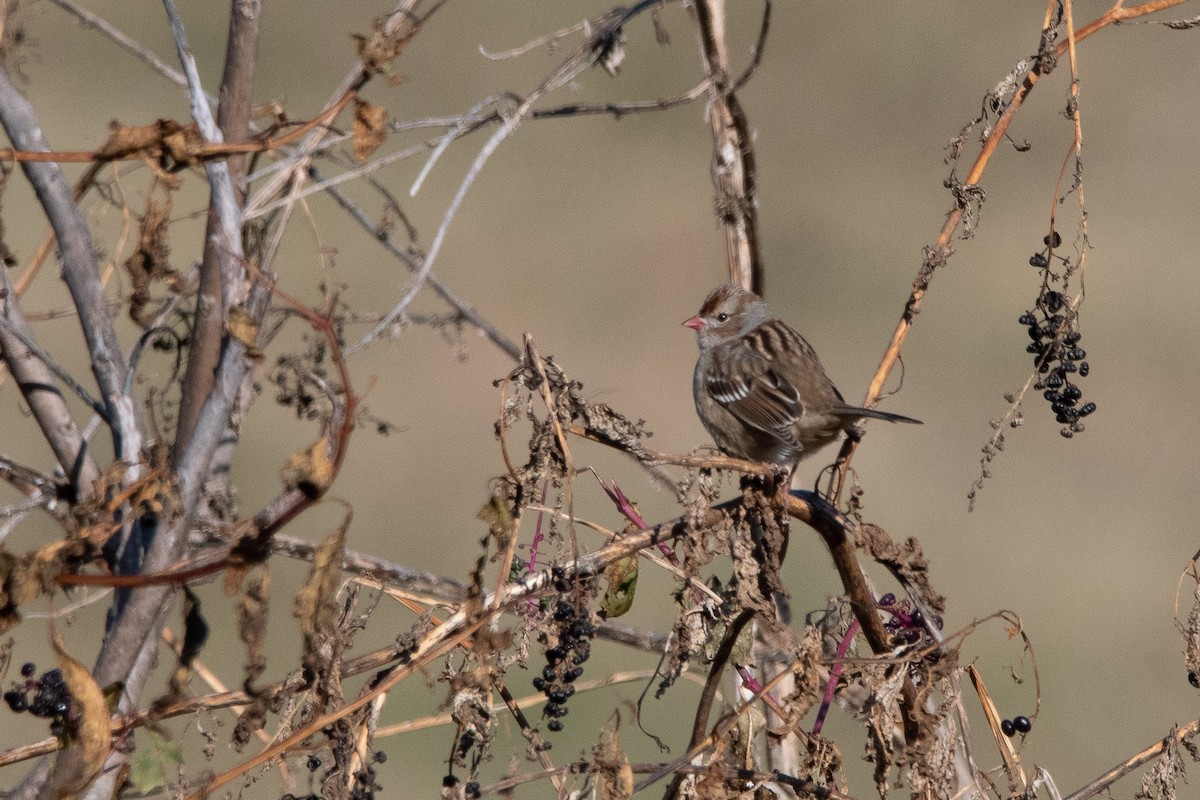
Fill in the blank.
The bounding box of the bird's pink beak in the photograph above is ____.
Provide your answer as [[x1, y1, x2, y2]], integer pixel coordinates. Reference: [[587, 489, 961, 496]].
[[682, 315, 705, 331]]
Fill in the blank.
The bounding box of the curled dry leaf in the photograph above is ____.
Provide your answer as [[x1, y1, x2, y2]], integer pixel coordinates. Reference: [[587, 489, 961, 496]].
[[282, 436, 335, 498], [352, 99, 388, 162], [46, 631, 111, 798], [294, 516, 347, 673], [160, 123, 205, 168], [125, 196, 181, 327]]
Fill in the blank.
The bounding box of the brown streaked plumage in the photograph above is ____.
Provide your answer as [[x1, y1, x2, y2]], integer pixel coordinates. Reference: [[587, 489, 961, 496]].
[[683, 284, 919, 469]]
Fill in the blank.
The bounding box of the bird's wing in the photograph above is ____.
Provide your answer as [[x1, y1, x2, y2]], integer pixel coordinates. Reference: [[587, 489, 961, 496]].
[[704, 344, 803, 447]]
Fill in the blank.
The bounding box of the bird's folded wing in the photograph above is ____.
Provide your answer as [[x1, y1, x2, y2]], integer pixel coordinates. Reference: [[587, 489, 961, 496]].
[[704, 346, 802, 446]]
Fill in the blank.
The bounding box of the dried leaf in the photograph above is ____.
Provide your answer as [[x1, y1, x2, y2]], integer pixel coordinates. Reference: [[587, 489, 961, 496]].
[[226, 305, 261, 357], [351, 17, 407, 74], [293, 516, 347, 672], [95, 119, 182, 160], [46, 631, 111, 798], [282, 436, 335, 498], [593, 713, 633, 800], [352, 99, 388, 162], [238, 568, 270, 692], [160, 123, 204, 167], [124, 197, 180, 326]]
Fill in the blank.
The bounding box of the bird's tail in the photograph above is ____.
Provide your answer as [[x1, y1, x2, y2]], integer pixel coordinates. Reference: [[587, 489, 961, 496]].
[[843, 406, 922, 425]]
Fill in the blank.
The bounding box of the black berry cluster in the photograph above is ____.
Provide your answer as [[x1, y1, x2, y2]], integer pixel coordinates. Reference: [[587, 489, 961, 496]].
[[878, 593, 942, 648], [3, 663, 77, 739], [441, 775, 480, 799], [533, 572, 595, 734], [999, 715, 1032, 737], [1022, 232, 1095, 438]]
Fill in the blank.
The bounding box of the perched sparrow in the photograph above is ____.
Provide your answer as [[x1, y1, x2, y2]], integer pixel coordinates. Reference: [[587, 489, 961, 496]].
[[684, 283, 920, 470]]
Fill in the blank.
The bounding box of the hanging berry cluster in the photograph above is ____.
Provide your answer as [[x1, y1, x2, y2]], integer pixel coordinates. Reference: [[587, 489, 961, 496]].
[[1021, 231, 1095, 438], [531, 568, 595, 734], [3, 663, 77, 739]]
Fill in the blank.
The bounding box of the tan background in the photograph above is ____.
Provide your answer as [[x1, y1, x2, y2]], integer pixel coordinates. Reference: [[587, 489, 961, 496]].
[[0, 1, 1196, 795]]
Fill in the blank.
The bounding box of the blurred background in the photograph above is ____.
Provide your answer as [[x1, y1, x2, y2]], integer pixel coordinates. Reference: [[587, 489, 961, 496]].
[[1, 0, 1197, 795]]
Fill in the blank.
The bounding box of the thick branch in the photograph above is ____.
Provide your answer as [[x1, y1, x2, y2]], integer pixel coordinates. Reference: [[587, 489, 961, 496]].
[[174, 0, 261, 462], [0, 69, 140, 464]]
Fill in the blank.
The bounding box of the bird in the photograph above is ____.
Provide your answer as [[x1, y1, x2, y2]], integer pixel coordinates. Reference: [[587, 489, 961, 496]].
[[683, 283, 920, 471]]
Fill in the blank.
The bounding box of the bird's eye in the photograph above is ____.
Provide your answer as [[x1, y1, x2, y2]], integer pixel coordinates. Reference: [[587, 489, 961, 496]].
[[716, 313, 729, 323]]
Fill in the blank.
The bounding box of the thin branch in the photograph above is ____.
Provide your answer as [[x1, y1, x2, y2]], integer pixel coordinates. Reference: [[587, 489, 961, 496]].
[[1064, 719, 1200, 800], [47, 0, 193, 93], [318, 170, 523, 361], [348, 2, 664, 353]]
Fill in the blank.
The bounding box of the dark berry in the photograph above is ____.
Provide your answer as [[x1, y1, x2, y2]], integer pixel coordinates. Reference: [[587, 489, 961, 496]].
[[931, 614, 944, 630], [374, 751, 387, 763], [1043, 390, 1060, 402], [1029, 253, 1049, 268], [542, 666, 556, 682], [532, 677, 546, 691], [465, 781, 481, 799], [443, 775, 459, 788], [544, 702, 561, 718], [879, 593, 896, 607], [1026, 343, 1042, 354], [545, 647, 564, 665], [20, 663, 35, 678], [1079, 362, 1089, 377], [547, 719, 563, 732], [1001, 719, 1016, 737], [563, 667, 584, 683], [1018, 313, 1036, 326], [307, 754, 322, 772], [1070, 348, 1086, 360], [1012, 715, 1032, 733], [1079, 402, 1096, 417], [1189, 671, 1199, 689], [903, 629, 921, 644], [910, 610, 924, 628], [4, 690, 27, 712], [1044, 231, 1061, 248], [549, 689, 569, 704], [1065, 331, 1081, 344]]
